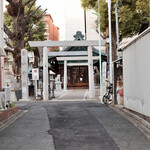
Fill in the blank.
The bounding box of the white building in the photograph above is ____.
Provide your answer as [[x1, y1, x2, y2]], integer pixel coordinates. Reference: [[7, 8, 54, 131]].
[[123, 27, 150, 117], [64, 0, 85, 40], [64, 0, 100, 41]]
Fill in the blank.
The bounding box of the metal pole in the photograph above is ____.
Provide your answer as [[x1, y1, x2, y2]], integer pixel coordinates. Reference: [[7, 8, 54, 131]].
[[115, 0, 120, 59], [107, 42, 109, 78], [107, 0, 113, 84], [98, 0, 103, 103]]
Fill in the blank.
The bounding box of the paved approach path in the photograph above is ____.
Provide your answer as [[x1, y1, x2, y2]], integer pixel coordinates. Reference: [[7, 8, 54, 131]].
[[54, 89, 89, 100], [0, 101, 150, 150], [0, 103, 55, 150]]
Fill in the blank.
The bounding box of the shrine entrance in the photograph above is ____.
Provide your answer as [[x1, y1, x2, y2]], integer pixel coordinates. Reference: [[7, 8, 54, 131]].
[[72, 66, 88, 85], [60, 66, 89, 88], [29, 39, 106, 100]]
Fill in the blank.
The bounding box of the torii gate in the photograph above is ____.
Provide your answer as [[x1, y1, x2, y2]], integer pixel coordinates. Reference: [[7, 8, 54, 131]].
[[29, 40, 105, 100]]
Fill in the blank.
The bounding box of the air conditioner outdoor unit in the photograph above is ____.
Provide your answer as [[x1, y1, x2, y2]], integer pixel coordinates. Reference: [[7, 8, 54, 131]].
[[0, 92, 6, 110], [4, 86, 11, 103], [0, 86, 11, 110]]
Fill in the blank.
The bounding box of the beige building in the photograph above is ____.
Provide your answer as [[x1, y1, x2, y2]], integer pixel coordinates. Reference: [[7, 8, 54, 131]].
[[64, 0, 99, 40], [64, 0, 105, 51]]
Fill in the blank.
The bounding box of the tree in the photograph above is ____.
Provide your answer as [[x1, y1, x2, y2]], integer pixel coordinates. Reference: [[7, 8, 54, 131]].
[[4, 0, 47, 76], [81, 0, 149, 61], [119, 0, 149, 37]]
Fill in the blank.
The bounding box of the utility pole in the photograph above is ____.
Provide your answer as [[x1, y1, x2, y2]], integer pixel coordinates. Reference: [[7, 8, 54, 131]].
[[98, 0, 103, 103], [106, 0, 112, 84], [115, 0, 120, 59]]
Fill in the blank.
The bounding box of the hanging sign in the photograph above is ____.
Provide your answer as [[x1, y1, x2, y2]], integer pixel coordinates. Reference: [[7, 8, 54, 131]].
[[32, 68, 39, 80]]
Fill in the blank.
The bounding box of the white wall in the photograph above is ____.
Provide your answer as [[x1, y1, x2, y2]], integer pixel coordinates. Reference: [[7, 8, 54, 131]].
[[86, 11, 99, 40], [64, 0, 85, 40], [123, 28, 150, 117]]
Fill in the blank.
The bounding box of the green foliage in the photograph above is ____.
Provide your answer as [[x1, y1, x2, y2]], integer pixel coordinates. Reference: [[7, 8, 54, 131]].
[[81, 0, 97, 9], [4, 0, 46, 51], [81, 0, 150, 38], [52, 49, 60, 52], [119, 0, 149, 37], [9, 102, 15, 108], [4, 12, 13, 29]]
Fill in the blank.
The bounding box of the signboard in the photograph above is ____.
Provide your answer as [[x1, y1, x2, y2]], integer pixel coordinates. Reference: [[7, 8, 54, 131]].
[[32, 68, 39, 80], [29, 56, 34, 63], [28, 51, 34, 63]]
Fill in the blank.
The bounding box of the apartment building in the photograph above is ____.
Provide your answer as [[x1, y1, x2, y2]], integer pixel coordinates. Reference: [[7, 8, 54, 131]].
[[43, 14, 60, 51]]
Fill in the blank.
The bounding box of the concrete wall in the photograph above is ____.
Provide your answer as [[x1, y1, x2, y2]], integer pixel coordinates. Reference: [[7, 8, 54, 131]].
[[123, 27, 150, 117]]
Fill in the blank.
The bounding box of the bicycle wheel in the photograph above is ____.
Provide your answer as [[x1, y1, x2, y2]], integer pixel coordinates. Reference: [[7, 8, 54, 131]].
[[103, 93, 108, 104], [107, 98, 113, 105], [103, 93, 113, 105]]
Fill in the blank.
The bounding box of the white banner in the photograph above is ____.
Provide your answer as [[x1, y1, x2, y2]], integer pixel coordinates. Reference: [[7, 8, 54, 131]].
[[32, 68, 39, 80]]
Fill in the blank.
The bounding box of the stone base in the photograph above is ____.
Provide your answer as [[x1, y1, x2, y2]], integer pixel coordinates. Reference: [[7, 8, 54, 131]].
[[55, 82, 62, 91]]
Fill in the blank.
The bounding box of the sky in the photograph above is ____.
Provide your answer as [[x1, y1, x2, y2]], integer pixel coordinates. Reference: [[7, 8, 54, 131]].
[[3, 0, 66, 40], [36, 0, 66, 39]]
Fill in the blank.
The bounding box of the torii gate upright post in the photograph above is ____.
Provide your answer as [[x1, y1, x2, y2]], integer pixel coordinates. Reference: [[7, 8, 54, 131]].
[[64, 60, 67, 91], [43, 46, 49, 100], [88, 46, 95, 98]]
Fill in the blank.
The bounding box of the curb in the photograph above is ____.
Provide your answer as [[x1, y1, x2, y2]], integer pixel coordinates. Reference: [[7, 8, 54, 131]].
[[110, 105, 150, 140], [0, 107, 19, 122], [0, 110, 27, 132]]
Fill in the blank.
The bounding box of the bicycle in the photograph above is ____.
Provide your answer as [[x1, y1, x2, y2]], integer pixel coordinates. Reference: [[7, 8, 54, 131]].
[[103, 80, 113, 105]]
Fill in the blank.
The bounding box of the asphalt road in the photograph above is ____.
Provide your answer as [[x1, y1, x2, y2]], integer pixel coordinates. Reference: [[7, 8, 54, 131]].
[[0, 101, 150, 150]]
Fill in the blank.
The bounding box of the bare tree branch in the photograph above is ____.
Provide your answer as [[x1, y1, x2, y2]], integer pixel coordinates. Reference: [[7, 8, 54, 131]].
[[24, 24, 33, 39], [4, 38, 13, 48], [16, 6, 21, 20], [30, 6, 41, 17], [4, 24, 13, 40], [24, 30, 37, 45], [24, 36, 31, 45], [6, 0, 15, 7], [100, 34, 105, 39], [26, 0, 36, 19], [16, 0, 23, 20], [24, 23, 37, 44], [23, 0, 35, 6], [96, 28, 105, 39], [4, 47, 14, 55], [32, 9, 47, 20]]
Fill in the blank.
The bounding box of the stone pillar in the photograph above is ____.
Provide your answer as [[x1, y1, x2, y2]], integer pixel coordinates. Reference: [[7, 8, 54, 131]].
[[21, 49, 29, 100], [64, 60, 67, 91], [55, 74, 62, 91], [43, 46, 49, 100], [88, 46, 95, 99]]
